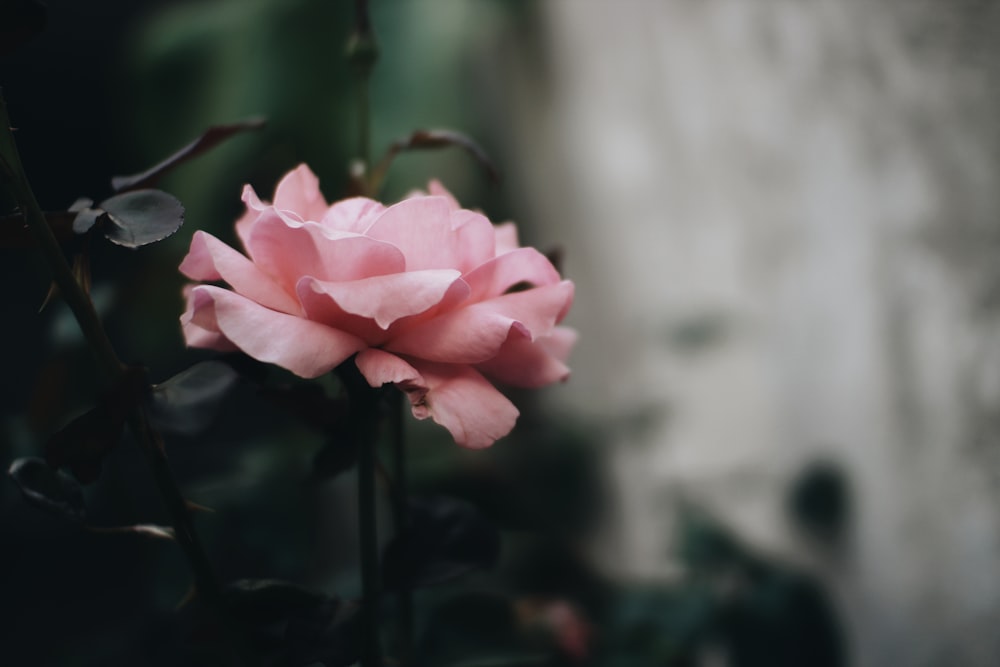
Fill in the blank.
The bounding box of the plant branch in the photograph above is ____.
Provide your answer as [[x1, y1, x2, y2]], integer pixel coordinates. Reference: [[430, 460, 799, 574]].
[[0, 91, 257, 666]]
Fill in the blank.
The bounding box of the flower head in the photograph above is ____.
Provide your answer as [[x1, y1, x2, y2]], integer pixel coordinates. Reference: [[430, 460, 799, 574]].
[[179, 164, 575, 448]]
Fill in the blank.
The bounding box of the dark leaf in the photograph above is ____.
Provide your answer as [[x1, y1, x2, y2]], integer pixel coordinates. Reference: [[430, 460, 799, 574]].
[[383, 495, 502, 590], [67, 197, 94, 213], [224, 579, 337, 628], [71, 207, 105, 235], [415, 592, 521, 665], [8, 457, 85, 523], [45, 366, 148, 483], [98, 189, 184, 248], [149, 361, 238, 436], [221, 579, 358, 666], [111, 117, 266, 192], [259, 383, 349, 431]]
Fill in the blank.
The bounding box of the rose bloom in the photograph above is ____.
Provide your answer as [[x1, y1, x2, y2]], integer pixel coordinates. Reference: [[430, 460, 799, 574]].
[[179, 165, 575, 449]]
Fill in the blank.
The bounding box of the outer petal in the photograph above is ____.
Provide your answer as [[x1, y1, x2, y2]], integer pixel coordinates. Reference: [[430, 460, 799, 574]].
[[235, 184, 268, 250], [494, 222, 519, 255], [462, 247, 561, 302], [298, 269, 462, 330], [273, 164, 328, 222], [386, 281, 574, 363], [179, 231, 301, 314], [246, 209, 405, 289], [180, 286, 238, 351], [355, 350, 519, 449], [538, 326, 578, 362], [475, 329, 571, 388], [185, 285, 365, 378], [364, 196, 495, 272]]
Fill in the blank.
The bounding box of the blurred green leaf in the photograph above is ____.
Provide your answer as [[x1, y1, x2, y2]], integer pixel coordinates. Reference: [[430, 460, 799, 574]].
[[8, 457, 85, 523], [97, 189, 184, 248]]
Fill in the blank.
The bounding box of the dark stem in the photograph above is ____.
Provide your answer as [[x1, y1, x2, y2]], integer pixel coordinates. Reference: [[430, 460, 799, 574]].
[[347, 0, 379, 188], [388, 390, 413, 659], [336, 362, 384, 667]]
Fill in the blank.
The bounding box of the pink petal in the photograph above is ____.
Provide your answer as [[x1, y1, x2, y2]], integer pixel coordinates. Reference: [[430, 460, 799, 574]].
[[273, 164, 328, 222], [412, 361, 520, 449], [462, 247, 562, 302], [180, 287, 238, 351], [298, 269, 462, 330], [185, 285, 365, 378], [235, 184, 268, 250], [364, 196, 495, 272], [320, 197, 386, 234], [476, 329, 571, 388], [386, 281, 574, 363], [494, 222, 519, 255], [538, 326, 578, 362], [246, 209, 405, 290], [355, 350, 519, 449], [179, 231, 301, 314], [427, 179, 461, 210]]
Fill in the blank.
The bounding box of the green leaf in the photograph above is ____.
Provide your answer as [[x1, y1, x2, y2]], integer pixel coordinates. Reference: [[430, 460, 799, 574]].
[[8, 457, 85, 523], [110, 117, 266, 192], [97, 189, 184, 248], [149, 361, 238, 436]]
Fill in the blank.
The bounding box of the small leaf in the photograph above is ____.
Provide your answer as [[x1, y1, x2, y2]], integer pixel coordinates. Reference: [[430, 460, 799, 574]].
[[71, 207, 105, 234], [8, 457, 85, 523], [149, 361, 238, 436], [111, 117, 266, 192], [97, 189, 185, 248], [383, 495, 502, 590], [67, 197, 94, 213]]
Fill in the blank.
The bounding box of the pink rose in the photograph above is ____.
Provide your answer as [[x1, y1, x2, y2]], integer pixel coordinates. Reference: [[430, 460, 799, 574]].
[[179, 164, 575, 449]]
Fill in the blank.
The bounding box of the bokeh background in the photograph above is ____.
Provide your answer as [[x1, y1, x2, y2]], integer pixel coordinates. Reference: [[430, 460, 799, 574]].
[[4, 1, 1000, 665]]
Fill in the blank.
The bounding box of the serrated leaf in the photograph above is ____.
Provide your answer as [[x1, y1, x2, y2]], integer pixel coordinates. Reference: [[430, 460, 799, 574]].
[[8, 457, 85, 523], [97, 189, 184, 248], [383, 495, 501, 590], [149, 361, 238, 436], [111, 117, 266, 192]]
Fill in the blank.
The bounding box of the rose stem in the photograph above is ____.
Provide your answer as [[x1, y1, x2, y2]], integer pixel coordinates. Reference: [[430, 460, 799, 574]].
[[335, 362, 384, 667], [388, 389, 413, 659], [0, 92, 258, 667], [348, 0, 378, 175]]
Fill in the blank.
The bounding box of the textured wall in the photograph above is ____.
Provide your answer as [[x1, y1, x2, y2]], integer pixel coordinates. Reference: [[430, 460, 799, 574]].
[[496, 1, 1000, 665]]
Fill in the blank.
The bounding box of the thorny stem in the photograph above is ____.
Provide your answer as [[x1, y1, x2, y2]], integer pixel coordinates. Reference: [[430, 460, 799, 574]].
[[0, 92, 257, 667]]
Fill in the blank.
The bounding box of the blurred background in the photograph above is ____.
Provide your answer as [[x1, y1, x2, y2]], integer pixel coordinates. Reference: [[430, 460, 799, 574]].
[[3, 0, 1000, 665]]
